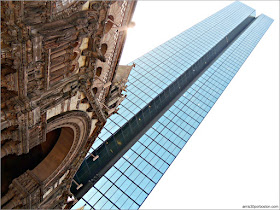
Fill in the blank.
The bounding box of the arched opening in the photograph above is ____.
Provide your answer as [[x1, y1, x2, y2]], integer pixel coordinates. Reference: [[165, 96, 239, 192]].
[[96, 67, 102, 77], [105, 15, 114, 33], [100, 43, 107, 55], [2, 111, 91, 209], [32, 127, 74, 182], [92, 87, 97, 95], [1, 128, 62, 195]]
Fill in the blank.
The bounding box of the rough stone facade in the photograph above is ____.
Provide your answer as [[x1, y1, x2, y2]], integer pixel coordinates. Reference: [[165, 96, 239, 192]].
[[1, 1, 136, 209]]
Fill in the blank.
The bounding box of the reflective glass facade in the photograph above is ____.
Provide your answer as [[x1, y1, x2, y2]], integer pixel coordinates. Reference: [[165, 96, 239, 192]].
[[72, 2, 273, 209], [89, 1, 256, 151]]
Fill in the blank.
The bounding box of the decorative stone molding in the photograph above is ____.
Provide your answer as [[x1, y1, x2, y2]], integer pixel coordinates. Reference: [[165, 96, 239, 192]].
[[43, 111, 91, 186], [1, 111, 92, 209], [80, 84, 107, 123], [1, 0, 136, 208]]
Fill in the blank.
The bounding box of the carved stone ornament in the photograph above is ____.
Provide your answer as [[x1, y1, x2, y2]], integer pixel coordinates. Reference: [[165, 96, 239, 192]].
[[1, 0, 136, 209]]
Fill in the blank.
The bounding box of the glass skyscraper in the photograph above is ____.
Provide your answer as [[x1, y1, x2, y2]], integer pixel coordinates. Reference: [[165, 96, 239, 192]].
[[71, 2, 273, 209]]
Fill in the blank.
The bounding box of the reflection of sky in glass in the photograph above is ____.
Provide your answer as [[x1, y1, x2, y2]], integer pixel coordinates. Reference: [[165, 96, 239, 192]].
[[72, 2, 273, 209], [88, 1, 255, 153]]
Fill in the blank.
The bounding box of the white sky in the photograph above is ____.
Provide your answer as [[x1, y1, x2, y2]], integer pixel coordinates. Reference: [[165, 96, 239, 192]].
[[119, 1, 279, 209]]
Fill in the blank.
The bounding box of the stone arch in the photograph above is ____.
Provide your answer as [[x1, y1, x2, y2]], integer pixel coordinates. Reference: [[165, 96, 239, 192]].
[[1, 111, 92, 209], [32, 111, 91, 186], [31, 127, 73, 182]]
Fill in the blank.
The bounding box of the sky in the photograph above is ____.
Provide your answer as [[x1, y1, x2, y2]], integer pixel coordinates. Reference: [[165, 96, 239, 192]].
[[119, 1, 279, 209]]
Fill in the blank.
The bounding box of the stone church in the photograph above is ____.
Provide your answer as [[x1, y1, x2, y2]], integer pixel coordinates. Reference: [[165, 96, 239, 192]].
[[1, 0, 137, 209]]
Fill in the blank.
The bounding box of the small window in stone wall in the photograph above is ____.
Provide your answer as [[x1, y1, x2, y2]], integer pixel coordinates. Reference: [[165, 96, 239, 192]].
[[101, 44, 107, 55], [96, 67, 102, 76], [92, 87, 98, 94]]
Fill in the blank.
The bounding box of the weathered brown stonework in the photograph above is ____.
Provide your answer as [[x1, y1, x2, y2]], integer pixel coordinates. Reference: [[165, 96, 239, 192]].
[[1, 0, 137, 209]]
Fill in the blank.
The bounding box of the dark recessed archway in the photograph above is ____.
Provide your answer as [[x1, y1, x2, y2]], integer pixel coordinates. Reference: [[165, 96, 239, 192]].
[[1, 111, 91, 209], [32, 127, 74, 182], [1, 128, 62, 195]]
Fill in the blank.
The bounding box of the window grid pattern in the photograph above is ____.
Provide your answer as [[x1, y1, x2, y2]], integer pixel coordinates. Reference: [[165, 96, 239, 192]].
[[88, 1, 255, 153], [74, 14, 272, 210], [73, 14, 273, 209]]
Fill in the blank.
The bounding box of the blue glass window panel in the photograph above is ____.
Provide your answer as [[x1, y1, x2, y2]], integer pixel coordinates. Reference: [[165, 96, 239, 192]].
[[72, 199, 89, 210], [125, 182, 138, 197], [94, 197, 110, 209], [133, 173, 145, 186], [88, 191, 102, 206], [115, 193, 129, 208], [159, 162, 169, 174], [115, 175, 127, 188], [119, 178, 132, 192], [83, 187, 97, 200], [105, 185, 118, 199], [141, 163, 153, 175], [108, 168, 122, 183], [79, 4, 273, 210], [130, 202, 140, 210], [124, 150, 138, 163], [152, 171, 163, 183], [110, 189, 123, 204], [135, 191, 148, 205], [146, 167, 158, 180], [99, 181, 113, 194], [139, 135, 152, 147], [94, 176, 107, 190], [118, 159, 130, 173], [130, 187, 143, 201], [101, 200, 115, 209], [121, 198, 135, 209], [124, 165, 136, 177], [129, 169, 141, 182], [132, 142, 145, 155]]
